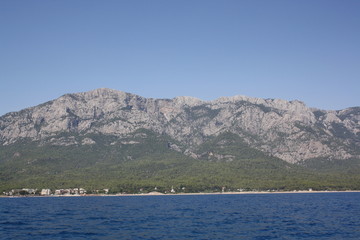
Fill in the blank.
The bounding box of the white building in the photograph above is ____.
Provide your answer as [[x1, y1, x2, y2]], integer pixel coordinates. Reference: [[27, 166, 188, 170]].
[[41, 189, 51, 196]]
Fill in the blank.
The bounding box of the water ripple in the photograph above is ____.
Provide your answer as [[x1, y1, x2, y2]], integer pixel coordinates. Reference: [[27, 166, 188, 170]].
[[1, 193, 360, 239]]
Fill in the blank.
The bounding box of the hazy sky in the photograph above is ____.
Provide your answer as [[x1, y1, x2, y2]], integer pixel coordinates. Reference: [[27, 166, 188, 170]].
[[1, 1, 359, 116]]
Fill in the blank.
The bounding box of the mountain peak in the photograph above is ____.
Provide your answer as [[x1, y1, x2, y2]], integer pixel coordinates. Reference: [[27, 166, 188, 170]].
[[173, 96, 203, 106], [76, 88, 127, 97]]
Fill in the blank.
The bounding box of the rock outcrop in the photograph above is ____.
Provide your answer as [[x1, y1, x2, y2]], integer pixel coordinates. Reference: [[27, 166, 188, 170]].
[[0, 88, 359, 163]]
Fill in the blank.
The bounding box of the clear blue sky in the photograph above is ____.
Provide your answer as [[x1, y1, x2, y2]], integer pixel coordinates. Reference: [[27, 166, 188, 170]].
[[1, 0, 359, 116]]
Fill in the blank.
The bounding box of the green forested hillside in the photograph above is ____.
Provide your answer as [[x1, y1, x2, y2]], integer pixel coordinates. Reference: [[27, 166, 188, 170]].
[[1, 129, 359, 193]]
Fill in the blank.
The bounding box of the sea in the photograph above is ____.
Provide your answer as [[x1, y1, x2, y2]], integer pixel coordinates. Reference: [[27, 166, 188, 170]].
[[1, 192, 360, 239]]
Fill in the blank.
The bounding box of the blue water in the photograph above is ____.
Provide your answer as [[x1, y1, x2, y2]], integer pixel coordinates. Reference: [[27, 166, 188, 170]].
[[1, 193, 360, 239]]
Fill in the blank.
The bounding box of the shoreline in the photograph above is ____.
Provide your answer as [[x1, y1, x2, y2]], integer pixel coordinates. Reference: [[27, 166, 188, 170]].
[[107, 190, 360, 197], [2, 190, 360, 198]]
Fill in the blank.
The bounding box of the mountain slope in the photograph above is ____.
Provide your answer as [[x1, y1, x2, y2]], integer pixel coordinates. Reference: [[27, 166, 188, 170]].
[[1, 88, 359, 163], [1, 88, 360, 193], [1, 129, 359, 193]]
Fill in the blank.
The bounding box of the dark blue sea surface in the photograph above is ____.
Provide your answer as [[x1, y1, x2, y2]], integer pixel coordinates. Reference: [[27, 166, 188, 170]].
[[1, 192, 360, 239]]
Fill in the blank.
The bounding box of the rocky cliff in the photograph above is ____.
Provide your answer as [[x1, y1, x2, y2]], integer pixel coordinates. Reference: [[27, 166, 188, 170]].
[[1, 88, 359, 163]]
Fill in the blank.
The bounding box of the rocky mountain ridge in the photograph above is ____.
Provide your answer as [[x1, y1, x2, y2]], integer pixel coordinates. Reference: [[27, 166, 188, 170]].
[[1, 88, 359, 163]]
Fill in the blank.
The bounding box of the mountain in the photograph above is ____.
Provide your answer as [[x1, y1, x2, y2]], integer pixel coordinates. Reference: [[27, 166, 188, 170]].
[[1, 88, 359, 193], [1, 88, 359, 163]]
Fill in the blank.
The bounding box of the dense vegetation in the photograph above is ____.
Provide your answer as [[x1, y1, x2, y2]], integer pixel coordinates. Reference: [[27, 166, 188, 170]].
[[1, 129, 360, 194]]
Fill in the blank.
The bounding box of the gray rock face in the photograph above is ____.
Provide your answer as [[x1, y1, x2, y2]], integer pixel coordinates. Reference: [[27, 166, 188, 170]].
[[0, 88, 359, 163]]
